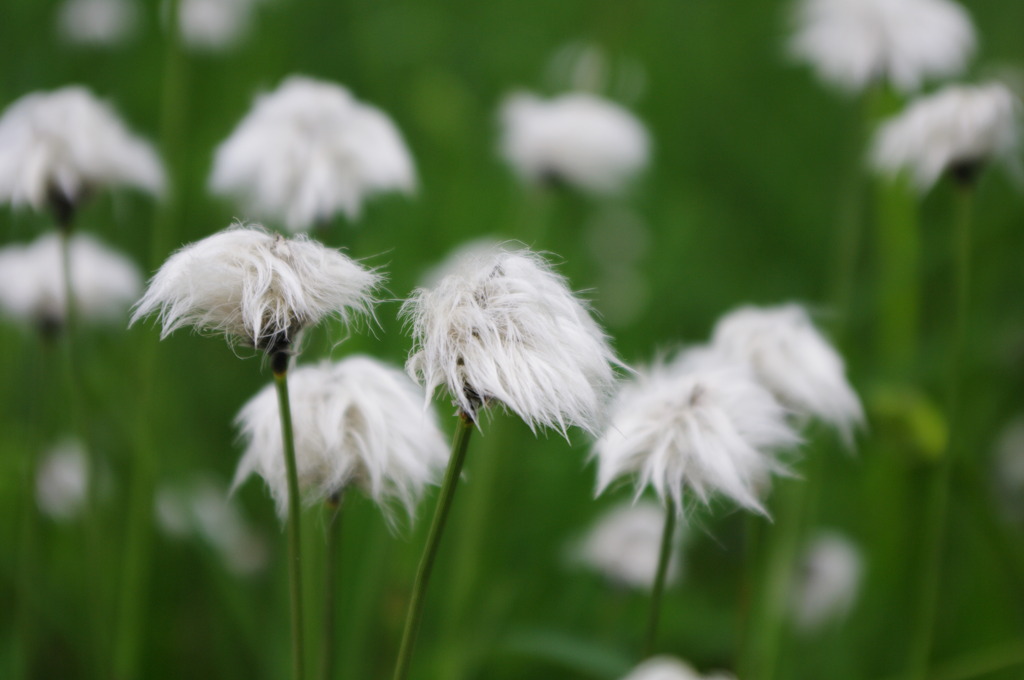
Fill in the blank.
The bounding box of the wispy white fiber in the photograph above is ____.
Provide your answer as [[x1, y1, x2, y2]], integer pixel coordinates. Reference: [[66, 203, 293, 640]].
[[872, 82, 1021, 191], [233, 356, 449, 519], [570, 500, 684, 591], [210, 75, 416, 231], [620, 656, 736, 680], [499, 91, 650, 194], [402, 245, 622, 437], [57, 0, 139, 46], [789, 0, 976, 93], [710, 304, 863, 443], [36, 439, 89, 521], [130, 224, 381, 351], [0, 232, 142, 328], [0, 86, 164, 212], [594, 357, 800, 515], [790, 530, 863, 632]]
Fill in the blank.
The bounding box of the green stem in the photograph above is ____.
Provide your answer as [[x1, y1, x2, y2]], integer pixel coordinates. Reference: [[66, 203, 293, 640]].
[[642, 498, 676, 659], [392, 412, 475, 680], [906, 188, 973, 680], [320, 495, 343, 680], [275, 360, 306, 680]]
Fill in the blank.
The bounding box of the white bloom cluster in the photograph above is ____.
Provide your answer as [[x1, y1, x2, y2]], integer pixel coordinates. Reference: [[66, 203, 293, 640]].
[[36, 439, 89, 521], [210, 76, 416, 231], [789, 0, 975, 93], [499, 91, 650, 194], [233, 356, 449, 518], [57, 0, 139, 47], [0, 232, 142, 329], [131, 224, 381, 351], [403, 245, 622, 436], [0, 86, 164, 215], [790, 530, 863, 632], [620, 656, 736, 680], [872, 82, 1020, 190]]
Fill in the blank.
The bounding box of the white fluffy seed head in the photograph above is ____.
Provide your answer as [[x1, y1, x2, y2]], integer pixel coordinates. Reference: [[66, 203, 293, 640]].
[[36, 439, 89, 521], [233, 356, 449, 519], [130, 224, 381, 351], [871, 82, 1021, 191], [710, 304, 863, 444], [499, 91, 650, 195], [209, 75, 416, 231], [0, 231, 142, 329], [402, 245, 623, 437], [57, 0, 140, 46], [620, 657, 736, 680], [594, 357, 800, 516], [179, 0, 254, 51], [0, 86, 164, 212], [789, 0, 975, 94], [570, 500, 684, 591], [789, 530, 863, 632]]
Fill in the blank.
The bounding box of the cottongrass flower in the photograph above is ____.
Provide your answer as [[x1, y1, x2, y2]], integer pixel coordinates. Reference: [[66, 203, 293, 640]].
[[130, 224, 381, 354], [233, 356, 449, 519], [992, 417, 1024, 521], [789, 530, 863, 632], [594, 357, 799, 516], [872, 82, 1021, 190], [36, 439, 89, 521], [210, 76, 416, 231], [57, 0, 139, 47], [571, 500, 684, 591], [0, 231, 142, 333], [709, 304, 863, 443], [620, 656, 736, 680], [0, 86, 163, 224], [403, 245, 622, 436], [789, 0, 975, 94], [179, 0, 257, 51], [499, 91, 650, 194]]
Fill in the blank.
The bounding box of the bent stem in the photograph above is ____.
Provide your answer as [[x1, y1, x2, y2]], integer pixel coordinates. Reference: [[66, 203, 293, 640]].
[[274, 354, 306, 680], [320, 494, 344, 680], [392, 411, 475, 680], [642, 498, 677, 659]]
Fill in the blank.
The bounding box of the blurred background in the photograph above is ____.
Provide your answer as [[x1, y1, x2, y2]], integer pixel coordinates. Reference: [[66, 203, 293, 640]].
[[1, 0, 1023, 679]]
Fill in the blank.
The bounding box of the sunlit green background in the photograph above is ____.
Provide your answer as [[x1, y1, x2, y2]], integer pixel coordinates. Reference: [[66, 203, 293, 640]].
[[2, 1, 1023, 679]]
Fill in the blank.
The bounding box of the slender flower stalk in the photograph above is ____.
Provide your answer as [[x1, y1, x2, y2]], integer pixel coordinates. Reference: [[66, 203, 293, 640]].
[[642, 498, 676, 658], [320, 494, 343, 680]]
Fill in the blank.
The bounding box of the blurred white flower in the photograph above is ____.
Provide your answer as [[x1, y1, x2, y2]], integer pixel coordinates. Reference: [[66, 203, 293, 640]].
[[179, 0, 255, 52], [620, 656, 735, 680], [571, 500, 684, 590], [233, 356, 449, 519], [403, 246, 622, 437], [130, 224, 381, 352], [57, 0, 139, 47], [36, 440, 89, 521], [210, 75, 416, 231], [594, 357, 799, 515], [499, 91, 650, 194], [992, 417, 1024, 521], [710, 304, 863, 443], [0, 232, 142, 331], [790, 530, 863, 632], [155, 476, 269, 575], [0, 86, 164, 218], [789, 0, 975, 94], [872, 82, 1021, 190]]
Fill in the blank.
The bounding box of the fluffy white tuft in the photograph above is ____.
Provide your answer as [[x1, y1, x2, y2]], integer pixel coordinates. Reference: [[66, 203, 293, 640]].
[[789, 0, 975, 94], [179, 0, 258, 51], [210, 75, 416, 231], [789, 530, 863, 632], [57, 0, 139, 46], [871, 82, 1021, 191], [499, 91, 650, 194], [0, 86, 164, 211], [233, 356, 449, 519], [36, 439, 89, 521], [710, 304, 863, 443], [620, 656, 736, 680], [0, 231, 142, 328], [594, 357, 800, 515], [130, 224, 381, 350], [571, 500, 684, 591], [402, 245, 623, 437]]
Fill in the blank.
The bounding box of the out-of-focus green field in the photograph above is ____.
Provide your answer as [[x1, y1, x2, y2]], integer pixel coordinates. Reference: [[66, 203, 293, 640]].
[[1, 1, 1023, 679]]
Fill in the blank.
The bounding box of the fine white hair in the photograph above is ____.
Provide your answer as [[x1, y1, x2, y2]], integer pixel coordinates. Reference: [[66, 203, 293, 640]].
[[130, 224, 381, 351], [710, 303, 863, 444], [0, 231, 142, 328], [871, 82, 1021, 191], [402, 245, 623, 437], [594, 357, 800, 515], [0, 86, 164, 211], [232, 356, 449, 519], [789, 0, 975, 94], [789, 530, 863, 632], [499, 91, 650, 194], [209, 75, 416, 231]]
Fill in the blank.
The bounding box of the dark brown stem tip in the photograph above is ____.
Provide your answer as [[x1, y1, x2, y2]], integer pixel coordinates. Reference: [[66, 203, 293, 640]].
[[270, 350, 290, 377], [948, 160, 984, 189], [458, 410, 475, 426]]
